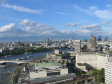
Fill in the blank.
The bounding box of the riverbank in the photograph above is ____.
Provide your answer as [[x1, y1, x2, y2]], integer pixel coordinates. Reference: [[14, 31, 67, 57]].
[[0, 47, 53, 57], [0, 49, 73, 61]]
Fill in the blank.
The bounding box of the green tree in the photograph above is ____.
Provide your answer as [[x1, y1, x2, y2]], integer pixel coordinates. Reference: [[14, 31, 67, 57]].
[[97, 77, 102, 83], [92, 69, 98, 75]]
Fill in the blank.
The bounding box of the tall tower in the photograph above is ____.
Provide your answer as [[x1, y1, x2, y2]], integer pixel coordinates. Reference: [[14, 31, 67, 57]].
[[73, 40, 81, 52], [90, 35, 97, 50]]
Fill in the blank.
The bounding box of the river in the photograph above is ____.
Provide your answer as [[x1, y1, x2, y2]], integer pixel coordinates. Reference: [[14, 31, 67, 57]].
[[0, 49, 73, 61]]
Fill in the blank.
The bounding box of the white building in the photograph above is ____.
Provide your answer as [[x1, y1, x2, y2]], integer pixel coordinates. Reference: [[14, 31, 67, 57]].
[[54, 50, 61, 54], [76, 52, 110, 71], [105, 57, 112, 84]]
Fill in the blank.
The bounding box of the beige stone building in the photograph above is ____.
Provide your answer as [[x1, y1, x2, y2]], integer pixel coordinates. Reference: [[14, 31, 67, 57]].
[[76, 52, 110, 71]]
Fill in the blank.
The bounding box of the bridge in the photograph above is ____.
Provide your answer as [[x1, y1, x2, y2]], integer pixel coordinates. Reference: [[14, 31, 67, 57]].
[[0, 60, 29, 64]]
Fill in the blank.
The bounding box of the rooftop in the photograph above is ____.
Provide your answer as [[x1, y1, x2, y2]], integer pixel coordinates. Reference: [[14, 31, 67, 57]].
[[77, 52, 97, 55], [29, 73, 76, 84], [35, 62, 62, 67]]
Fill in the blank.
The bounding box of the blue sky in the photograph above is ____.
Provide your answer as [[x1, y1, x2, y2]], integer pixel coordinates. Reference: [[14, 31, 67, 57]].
[[0, 0, 112, 41]]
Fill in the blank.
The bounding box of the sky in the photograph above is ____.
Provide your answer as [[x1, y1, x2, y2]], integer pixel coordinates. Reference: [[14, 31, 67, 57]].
[[0, 0, 112, 41]]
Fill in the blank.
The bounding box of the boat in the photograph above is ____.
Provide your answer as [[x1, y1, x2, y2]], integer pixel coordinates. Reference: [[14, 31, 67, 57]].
[[24, 52, 28, 54], [26, 55, 32, 58], [16, 57, 26, 60], [0, 65, 8, 68]]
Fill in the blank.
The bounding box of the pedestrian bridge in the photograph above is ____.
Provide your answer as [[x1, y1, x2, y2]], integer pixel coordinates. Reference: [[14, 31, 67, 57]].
[[0, 60, 29, 64]]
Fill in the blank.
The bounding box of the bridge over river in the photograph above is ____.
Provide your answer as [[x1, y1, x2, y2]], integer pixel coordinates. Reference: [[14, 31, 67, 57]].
[[0, 60, 29, 64]]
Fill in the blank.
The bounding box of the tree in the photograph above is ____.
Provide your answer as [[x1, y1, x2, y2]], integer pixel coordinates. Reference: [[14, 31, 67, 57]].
[[97, 77, 103, 83], [92, 69, 98, 75]]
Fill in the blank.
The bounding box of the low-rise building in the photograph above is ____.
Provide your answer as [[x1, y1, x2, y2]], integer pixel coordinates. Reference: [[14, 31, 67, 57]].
[[54, 49, 61, 54], [30, 62, 68, 79]]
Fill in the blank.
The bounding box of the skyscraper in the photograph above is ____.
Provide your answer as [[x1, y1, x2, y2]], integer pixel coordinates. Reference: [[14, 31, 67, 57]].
[[73, 40, 81, 52], [90, 35, 97, 51], [98, 35, 102, 41]]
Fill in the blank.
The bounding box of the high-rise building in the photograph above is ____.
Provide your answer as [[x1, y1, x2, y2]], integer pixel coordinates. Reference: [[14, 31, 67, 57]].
[[105, 57, 112, 84], [73, 40, 81, 52], [98, 35, 102, 41], [90, 35, 97, 50]]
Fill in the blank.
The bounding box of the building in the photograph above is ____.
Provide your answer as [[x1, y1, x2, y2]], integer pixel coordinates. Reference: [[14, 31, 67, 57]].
[[54, 49, 61, 54], [90, 35, 97, 51], [73, 40, 81, 53], [29, 73, 76, 84], [30, 62, 68, 79], [105, 57, 112, 84], [76, 52, 110, 71], [46, 54, 58, 62]]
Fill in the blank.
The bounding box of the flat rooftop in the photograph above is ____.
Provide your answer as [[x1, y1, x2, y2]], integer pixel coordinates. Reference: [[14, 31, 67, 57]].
[[77, 52, 97, 55], [77, 52, 112, 57], [35, 62, 62, 67], [29, 73, 76, 84]]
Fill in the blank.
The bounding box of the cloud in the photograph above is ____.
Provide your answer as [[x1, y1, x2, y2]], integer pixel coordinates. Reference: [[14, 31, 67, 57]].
[[20, 19, 32, 26], [20, 19, 54, 34], [66, 23, 79, 27], [0, 19, 112, 41], [94, 9, 112, 19], [0, 19, 92, 40], [73, 5, 88, 13], [102, 20, 111, 24], [106, 4, 112, 8], [89, 6, 97, 10], [55, 11, 67, 15], [80, 24, 101, 32], [73, 4, 112, 19], [0, 23, 15, 32], [80, 24, 100, 29], [1, 4, 43, 14]]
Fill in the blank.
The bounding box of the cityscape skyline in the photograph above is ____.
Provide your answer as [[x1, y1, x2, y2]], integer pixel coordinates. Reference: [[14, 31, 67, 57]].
[[0, 0, 112, 41]]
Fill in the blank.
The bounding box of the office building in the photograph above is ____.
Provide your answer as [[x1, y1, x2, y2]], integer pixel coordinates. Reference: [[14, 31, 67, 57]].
[[73, 40, 81, 53], [90, 35, 97, 51], [105, 57, 112, 84], [76, 52, 110, 71]]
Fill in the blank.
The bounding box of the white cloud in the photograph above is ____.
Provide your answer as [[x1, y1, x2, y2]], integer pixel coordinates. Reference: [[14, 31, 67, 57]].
[[80, 24, 101, 32], [94, 9, 112, 19], [20, 19, 54, 34], [0, 19, 112, 41], [0, 19, 93, 40], [0, 23, 15, 32], [106, 4, 112, 8], [73, 4, 112, 19], [1, 4, 43, 14], [102, 20, 111, 24], [73, 5, 88, 13], [80, 24, 100, 29], [20, 19, 32, 26], [89, 6, 97, 10], [55, 11, 67, 15], [66, 23, 79, 27]]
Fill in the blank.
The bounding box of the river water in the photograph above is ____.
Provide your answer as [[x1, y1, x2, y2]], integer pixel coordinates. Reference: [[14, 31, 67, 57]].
[[0, 49, 73, 61]]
